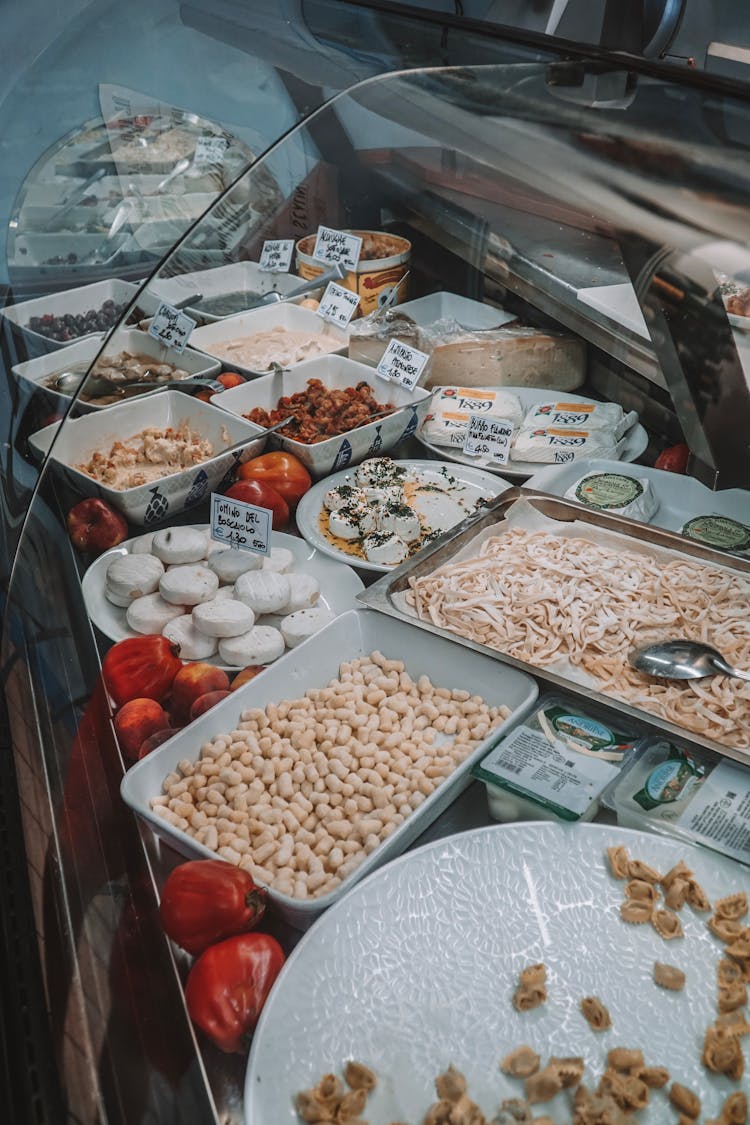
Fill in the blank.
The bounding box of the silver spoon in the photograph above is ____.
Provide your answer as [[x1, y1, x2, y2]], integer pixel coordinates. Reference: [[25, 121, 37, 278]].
[[629, 640, 750, 683], [256, 262, 347, 306], [156, 157, 191, 193]]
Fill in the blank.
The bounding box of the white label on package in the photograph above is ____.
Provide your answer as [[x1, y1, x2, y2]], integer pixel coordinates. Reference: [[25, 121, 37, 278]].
[[463, 415, 514, 464], [147, 302, 196, 353], [312, 226, 362, 269], [376, 338, 429, 391], [210, 494, 271, 556], [317, 281, 359, 328], [676, 761, 750, 863], [482, 726, 619, 816], [259, 238, 294, 273], [193, 134, 228, 166]]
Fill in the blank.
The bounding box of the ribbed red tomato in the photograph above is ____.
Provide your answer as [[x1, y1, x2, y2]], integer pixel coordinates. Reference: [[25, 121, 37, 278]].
[[160, 860, 267, 955], [185, 932, 285, 1053], [224, 480, 289, 529], [236, 451, 311, 507]]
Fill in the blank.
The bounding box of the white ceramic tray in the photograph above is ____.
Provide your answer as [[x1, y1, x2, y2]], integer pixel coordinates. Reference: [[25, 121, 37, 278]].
[[2, 280, 156, 354], [214, 354, 431, 478], [120, 609, 538, 929], [396, 292, 516, 330], [82, 527, 364, 670], [526, 458, 750, 537], [13, 327, 221, 413], [415, 386, 648, 481], [145, 261, 308, 323], [28, 390, 266, 524], [189, 303, 350, 377], [295, 459, 511, 573], [245, 822, 747, 1123]]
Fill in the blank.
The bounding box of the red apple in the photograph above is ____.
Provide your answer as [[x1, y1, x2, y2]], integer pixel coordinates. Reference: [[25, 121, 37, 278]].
[[170, 664, 231, 722], [189, 690, 231, 721], [67, 498, 128, 553], [137, 728, 176, 761], [114, 698, 170, 761], [230, 665, 264, 691]]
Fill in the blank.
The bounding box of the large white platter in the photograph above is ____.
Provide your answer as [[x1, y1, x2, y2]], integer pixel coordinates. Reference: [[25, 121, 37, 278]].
[[414, 386, 648, 481], [121, 610, 538, 929], [245, 821, 748, 1124], [295, 459, 511, 573], [81, 527, 364, 670], [526, 457, 750, 538]]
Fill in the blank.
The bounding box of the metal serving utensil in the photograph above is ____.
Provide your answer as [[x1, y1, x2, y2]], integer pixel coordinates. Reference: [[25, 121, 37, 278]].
[[255, 262, 347, 306], [156, 157, 191, 193], [629, 640, 750, 683]]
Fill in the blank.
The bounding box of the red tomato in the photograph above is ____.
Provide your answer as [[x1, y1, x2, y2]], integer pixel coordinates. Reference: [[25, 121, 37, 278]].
[[185, 932, 285, 1053], [654, 443, 689, 474], [102, 635, 182, 707], [160, 860, 267, 955], [224, 480, 290, 529], [236, 451, 311, 507]]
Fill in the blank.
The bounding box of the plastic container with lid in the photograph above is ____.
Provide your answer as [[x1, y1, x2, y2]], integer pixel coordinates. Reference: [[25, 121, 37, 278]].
[[472, 694, 640, 824], [609, 735, 750, 865]]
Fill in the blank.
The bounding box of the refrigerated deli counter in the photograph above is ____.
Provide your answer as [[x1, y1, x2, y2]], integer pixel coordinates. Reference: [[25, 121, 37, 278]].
[[3, 4, 750, 1124]]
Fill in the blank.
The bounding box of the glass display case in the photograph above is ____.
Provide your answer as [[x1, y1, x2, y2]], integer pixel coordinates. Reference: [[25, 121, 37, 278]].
[[2, 3, 750, 1123]]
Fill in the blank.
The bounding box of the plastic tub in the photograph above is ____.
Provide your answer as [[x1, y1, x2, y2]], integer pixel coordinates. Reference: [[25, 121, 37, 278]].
[[295, 229, 410, 317]]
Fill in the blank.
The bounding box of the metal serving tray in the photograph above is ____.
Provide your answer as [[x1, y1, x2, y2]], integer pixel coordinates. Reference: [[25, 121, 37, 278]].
[[358, 489, 750, 765]]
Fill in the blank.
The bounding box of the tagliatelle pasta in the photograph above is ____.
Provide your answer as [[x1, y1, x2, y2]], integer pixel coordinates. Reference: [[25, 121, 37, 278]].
[[407, 527, 750, 748]]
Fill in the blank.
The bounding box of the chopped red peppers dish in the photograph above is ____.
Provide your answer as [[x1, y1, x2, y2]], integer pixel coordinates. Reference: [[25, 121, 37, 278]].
[[243, 378, 395, 444]]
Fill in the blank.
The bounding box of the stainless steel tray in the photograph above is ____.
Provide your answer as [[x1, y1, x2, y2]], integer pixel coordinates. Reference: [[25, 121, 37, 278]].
[[358, 489, 750, 764]]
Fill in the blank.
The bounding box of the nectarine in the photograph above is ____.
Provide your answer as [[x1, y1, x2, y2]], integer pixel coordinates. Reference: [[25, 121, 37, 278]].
[[189, 690, 231, 721], [137, 728, 175, 760], [171, 663, 230, 720], [114, 698, 170, 761], [230, 666, 264, 691]]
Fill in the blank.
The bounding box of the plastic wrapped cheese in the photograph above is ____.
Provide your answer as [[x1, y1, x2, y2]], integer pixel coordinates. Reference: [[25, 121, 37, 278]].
[[564, 472, 658, 521], [420, 323, 586, 391], [421, 386, 524, 448], [681, 515, 750, 556], [511, 427, 620, 463], [522, 399, 637, 439], [347, 309, 419, 368]]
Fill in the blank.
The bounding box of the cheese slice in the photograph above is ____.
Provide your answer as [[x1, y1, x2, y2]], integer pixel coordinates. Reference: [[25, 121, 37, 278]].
[[422, 326, 586, 390], [523, 399, 637, 439], [421, 386, 524, 447], [512, 427, 620, 463]]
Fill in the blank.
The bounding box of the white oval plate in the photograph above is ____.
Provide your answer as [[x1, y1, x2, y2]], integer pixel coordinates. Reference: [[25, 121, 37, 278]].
[[728, 311, 750, 332], [414, 386, 648, 480], [81, 527, 364, 670], [246, 821, 746, 1125], [295, 460, 511, 573]]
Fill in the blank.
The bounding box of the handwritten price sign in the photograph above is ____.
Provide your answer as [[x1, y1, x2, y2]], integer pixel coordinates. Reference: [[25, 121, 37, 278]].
[[259, 239, 294, 273], [312, 225, 362, 269], [317, 281, 360, 328], [210, 494, 271, 556], [147, 302, 196, 353], [463, 415, 514, 464], [376, 339, 429, 391]]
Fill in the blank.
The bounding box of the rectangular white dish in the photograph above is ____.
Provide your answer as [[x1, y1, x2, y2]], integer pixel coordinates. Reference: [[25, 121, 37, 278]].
[[28, 389, 266, 524], [214, 354, 431, 477], [189, 303, 350, 377], [145, 261, 310, 323], [13, 327, 221, 413], [396, 292, 516, 331], [120, 608, 539, 929], [1, 278, 149, 354], [525, 457, 750, 539]]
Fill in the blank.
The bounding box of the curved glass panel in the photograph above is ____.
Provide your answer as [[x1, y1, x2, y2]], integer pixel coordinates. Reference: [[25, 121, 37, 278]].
[[5, 15, 750, 1124]]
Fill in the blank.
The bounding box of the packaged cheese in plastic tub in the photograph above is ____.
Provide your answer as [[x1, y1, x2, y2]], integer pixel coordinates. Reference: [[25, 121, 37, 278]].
[[609, 735, 750, 866], [471, 694, 641, 824]]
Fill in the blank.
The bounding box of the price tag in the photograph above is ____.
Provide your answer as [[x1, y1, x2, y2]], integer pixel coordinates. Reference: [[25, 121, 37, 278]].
[[193, 134, 228, 166], [463, 415, 514, 464], [259, 238, 294, 273], [312, 225, 362, 269], [376, 338, 429, 391], [210, 493, 271, 556], [317, 281, 359, 328], [147, 302, 196, 354]]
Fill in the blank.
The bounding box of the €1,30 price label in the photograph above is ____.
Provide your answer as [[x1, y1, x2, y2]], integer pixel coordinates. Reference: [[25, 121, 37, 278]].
[[376, 338, 429, 392], [193, 134, 228, 166], [317, 281, 360, 328], [259, 238, 294, 273], [311, 225, 362, 270], [147, 302, 196, 354], [210, 494, 272, 556], [463, 414, 514, 464]]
